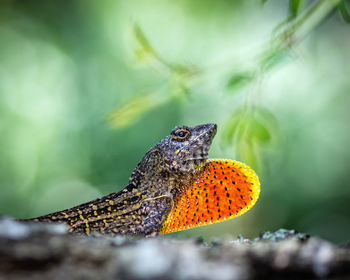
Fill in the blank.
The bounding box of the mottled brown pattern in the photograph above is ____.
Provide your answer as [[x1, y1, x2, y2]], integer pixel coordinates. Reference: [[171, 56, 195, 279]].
[[23, 124, 217, 236]]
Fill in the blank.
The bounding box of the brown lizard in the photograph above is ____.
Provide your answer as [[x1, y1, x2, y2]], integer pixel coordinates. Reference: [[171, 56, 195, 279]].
[[22, 123, 218, 237]]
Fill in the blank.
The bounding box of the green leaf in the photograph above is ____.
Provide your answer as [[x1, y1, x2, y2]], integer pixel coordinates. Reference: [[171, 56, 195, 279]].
[[339, 0, 350, 23], [222, 108, 247, 143], [238, 139, 260, 171], [222, 106, 279, 172], [252, 107, 279, 145], [223, 107, 279, 146], [250, 118, 271, 144], [133, 24, 156, 57], [226, 72, 254, 93], [289, 0, 304, 19], [260, 49, 290, 71]]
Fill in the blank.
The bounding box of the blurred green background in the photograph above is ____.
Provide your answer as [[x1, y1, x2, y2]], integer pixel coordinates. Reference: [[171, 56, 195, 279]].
[[1, 0, 349, 243]]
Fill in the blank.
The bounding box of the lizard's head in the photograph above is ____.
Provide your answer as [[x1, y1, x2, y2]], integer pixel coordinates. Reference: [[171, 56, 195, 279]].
[[157, 123, 217, 177], [129, 123, 217, 187]]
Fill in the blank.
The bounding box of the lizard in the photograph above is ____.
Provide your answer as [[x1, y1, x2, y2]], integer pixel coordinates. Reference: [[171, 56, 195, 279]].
[[21, 123, 260, 237], [22, 123, 218, 236]]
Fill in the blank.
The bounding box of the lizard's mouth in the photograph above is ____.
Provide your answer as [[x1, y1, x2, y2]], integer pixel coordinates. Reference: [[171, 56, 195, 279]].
[[183, 146, 210, 163], [195, 123, 216, 160]]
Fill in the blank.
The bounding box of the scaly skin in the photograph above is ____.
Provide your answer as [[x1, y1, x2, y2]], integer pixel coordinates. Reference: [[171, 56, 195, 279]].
[[23, 123, 217, 237]]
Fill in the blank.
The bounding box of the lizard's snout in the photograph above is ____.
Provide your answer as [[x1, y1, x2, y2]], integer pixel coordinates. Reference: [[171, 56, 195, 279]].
[[208, 123, 217, 136], [202, 123, 217, 143], [197, 123, 217, 138]]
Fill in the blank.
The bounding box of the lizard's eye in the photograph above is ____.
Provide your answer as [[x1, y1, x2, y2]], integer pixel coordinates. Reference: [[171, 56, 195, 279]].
[[172, 128, 190, 141]]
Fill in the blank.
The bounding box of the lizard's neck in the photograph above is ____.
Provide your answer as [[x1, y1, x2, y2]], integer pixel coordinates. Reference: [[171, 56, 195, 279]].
[[128, 167, 181, 196], [127, 149, 196, 197], [129, 153, 204, 197]]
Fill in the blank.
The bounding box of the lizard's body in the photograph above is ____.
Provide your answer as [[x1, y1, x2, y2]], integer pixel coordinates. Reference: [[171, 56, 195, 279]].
[[24, 124, 217, 236]]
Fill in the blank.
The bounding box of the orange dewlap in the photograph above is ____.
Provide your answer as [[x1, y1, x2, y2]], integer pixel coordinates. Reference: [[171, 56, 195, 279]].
[[159, 159, 260, 234]]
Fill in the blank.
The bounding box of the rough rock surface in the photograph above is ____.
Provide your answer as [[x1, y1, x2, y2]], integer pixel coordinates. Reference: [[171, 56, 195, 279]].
[[0, 218, 349, 280]]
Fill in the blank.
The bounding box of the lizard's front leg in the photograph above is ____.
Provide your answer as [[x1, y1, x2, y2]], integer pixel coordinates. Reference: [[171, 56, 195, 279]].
[[142, 195, 174, 237]]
